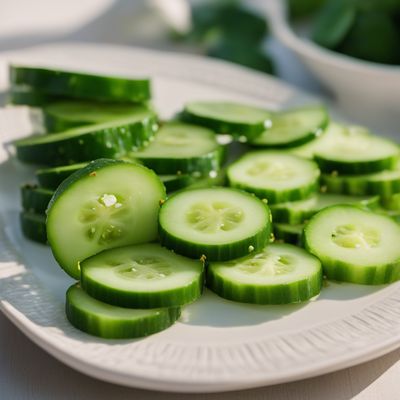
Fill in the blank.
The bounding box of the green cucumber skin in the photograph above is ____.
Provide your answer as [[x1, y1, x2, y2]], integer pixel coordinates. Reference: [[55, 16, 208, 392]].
[[81, 265, 204, 309], [158, 189, 273, 262], [274, 224, 304, 246], [43, 111, 86, 133], [207, 262, 322, 305], [161, 175, 196, 193], [9, 87, 64, 106], [180, 111, 266, 141], [15, 115, 157, 166], [10, 66, 151, 103], [137, 146, 226, 175], [321, 174, 400, 198], [36, 163, 88, 189], [66, 285, 181, 339], [315, 154, 399, 175], [228, 180, 319, 205], [21, 184, 53, 214], [270, 195, 380, 225], [20, 212, 47, 244]]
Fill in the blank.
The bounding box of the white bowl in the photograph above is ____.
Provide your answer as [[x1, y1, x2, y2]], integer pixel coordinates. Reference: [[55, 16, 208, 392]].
[[262, 0, 400, 135]]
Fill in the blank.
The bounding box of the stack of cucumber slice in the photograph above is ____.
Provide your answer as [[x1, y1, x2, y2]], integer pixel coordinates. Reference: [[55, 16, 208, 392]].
[[11, 66, 400, 340]]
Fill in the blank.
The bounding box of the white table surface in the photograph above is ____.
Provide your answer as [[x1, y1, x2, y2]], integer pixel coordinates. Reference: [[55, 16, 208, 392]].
[[1, 1, 400, 398]]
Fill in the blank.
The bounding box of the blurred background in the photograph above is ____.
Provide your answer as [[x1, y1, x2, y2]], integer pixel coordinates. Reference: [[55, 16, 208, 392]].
[[1, 0, 400, 133]]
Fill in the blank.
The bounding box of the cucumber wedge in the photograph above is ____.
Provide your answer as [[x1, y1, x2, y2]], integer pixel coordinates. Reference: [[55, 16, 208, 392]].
[[304, 205, 400, 285], [321, 159, 400, 197], [159, 187, 272, 261], [207, 243, 322, 304], [47, 159, 166, 279], [314, 127, 399, 174], [14, 109, 157, 166], [249, 105, 329, 148], [227, 151, 320, 204], [271, 193, 380, 224], [66, 284, 181, 339], [20, 212, 47, 244], [181, 101, 271, 141], [21, 184, 53, 214], [81, 244, 204, 308], [133, 122, 225, 174], [43, 101, 151, 132], [10, 65, 151, 103]]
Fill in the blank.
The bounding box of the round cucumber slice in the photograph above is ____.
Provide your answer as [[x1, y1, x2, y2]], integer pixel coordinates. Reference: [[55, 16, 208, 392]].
[[314, 127, 399, 174], [249, 106, 329, 148], [36, 163, 89, 189], [321, 159, 400, 198], [227, 151, 320, 204], [133, 122, 225, 174], [43, 101, 152, 132], [182, 101, 271, 141], [21, 184, 53, 214], [66, 284, 181, 339], [271, 193, 380, 224], [159, 187, 272, 261], [304, 205, 400, 285], [10, 65, 151, 103], [20, 212, 47, 244], [81, 243, 204, 308], [47, 159, 166, 279], [14, 110, 157, 166], [207, 243, 322, 304], [274, 223, 304, 246]]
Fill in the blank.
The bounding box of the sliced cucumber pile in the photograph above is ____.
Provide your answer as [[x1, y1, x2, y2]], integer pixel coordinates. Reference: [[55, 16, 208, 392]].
[[43, 101, 151, 132], [14, 110, 157, 166], [271, 193, 379, 225], [207, 243, 322, 304], [314, 126, 399, 174], [227, 151, 320, 204], [181, 101, 271, 141], [159, 187, 272, 261], [132, 122, 225, 174], [81, 243, 204, 308], [249, 105, 329, 148], [10, 65, 151, 103], [66, 284, 181, 339], [10, 64, 400, 338], [47, 159, 166, 279], [304, 205, 400, 284]]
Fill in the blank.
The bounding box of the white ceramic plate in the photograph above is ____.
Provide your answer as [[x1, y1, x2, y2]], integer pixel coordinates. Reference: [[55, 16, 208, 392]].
[[1, 43, 400, 394]]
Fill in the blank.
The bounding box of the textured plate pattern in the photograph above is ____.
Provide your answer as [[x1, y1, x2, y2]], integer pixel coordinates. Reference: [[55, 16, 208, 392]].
[[1, 44, 400, 393]]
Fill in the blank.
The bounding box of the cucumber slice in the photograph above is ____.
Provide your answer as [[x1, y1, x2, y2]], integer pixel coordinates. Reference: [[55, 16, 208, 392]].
[[321, 159, 400, 197], [9, 85, 63, 106], [132, 122, 225, 174], [21, 184, 53, 214], [304, 205, 400, 284], [207, 243, 322, 304], [10, 66, 151, 103], [314, 127, 399, 174], [271, 193, 380, 224], [249, 106, 329, 148], [66, 284, 180, 339], [20, 212, 47, 244], [47, 159, 166, 279], [14, 110, 157, 166], [381, 193, 400, 211], [159, 187, 272, 261], [160, 174, 196, 193], [227, 151, 320, 204], [181, 101, 271, 141], [36, 163, 89, 189], [274, 223, 304, 246], [80, 243, 204, 308], [43, 101, 151, 132]]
